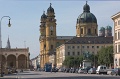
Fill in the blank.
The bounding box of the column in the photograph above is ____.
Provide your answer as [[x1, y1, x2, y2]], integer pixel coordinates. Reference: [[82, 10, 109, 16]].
[[16, 59, 18, 69]]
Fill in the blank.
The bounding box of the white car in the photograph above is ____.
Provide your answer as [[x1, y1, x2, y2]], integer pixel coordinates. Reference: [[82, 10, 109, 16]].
[[96, 65, 107, 74]]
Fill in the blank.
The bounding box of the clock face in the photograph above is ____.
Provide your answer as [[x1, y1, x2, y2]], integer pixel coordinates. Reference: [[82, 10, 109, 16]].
[[50, 26, 53, 30]]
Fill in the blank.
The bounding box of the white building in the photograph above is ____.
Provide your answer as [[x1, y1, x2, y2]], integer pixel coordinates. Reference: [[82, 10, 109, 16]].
[[111, 12, 120, 68]]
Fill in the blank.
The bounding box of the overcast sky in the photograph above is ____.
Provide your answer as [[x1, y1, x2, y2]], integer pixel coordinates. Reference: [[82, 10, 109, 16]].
[[0, 0, 119, 59]]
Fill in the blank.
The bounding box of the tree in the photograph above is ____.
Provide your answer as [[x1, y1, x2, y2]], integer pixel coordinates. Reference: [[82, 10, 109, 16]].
[[97, 46, 113, 67], [63, 55, 84, 68]]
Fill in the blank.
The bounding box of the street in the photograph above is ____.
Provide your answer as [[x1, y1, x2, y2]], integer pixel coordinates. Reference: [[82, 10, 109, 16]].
[[0, 71, 120, 79]]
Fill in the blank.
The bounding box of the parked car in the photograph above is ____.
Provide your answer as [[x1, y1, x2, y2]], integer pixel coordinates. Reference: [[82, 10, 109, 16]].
[[107, 69, 116, 75], [75, 68, 79, 73], [114, 68, 120, 76], [96, 65, 107, 74], [51, 68, 58, 72], [65, 68, 70, 73], [88, 68, 96, 74], [78, 68, 87, 74], [58, 67, 65, 72]]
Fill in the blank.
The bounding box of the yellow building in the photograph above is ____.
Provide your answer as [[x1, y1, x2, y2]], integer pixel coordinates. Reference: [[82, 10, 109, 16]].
[[39, 2, 113, 68], [111, 12, 120, 68]]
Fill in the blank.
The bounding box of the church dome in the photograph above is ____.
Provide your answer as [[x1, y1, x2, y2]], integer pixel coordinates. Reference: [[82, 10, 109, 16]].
[[47, 3, 54, 13], [41, 11, 47, 19], [77, 2, 97, 23], [99, 27, 105, 31], [105, 25, 112, 30]]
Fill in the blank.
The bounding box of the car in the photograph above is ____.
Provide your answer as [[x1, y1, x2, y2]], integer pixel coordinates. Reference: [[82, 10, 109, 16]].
[[65, 68, 70, 73], [114, 68, 120, 76], [107, 69, 116, 75], [96, 65, 107, 74], [88, 68, 96, 74], [78, 68, 87, 74]]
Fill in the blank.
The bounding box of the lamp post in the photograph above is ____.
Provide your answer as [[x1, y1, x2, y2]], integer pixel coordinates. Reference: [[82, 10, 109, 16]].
[[94, 38, 96, 68], [0, 16, 11, 77]]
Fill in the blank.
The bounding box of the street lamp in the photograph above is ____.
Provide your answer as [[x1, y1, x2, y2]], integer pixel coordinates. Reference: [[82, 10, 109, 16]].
[[93, 38, 96, 68], [0, 16, 11, 77]]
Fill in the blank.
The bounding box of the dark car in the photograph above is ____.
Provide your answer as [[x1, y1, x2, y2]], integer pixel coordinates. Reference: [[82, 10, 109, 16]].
[[51, 68, 58, 72], [114, 68, 120, 76], [88, 68, 96, 74], [65, 68, 70, 73], [75, 68, 79, 73]]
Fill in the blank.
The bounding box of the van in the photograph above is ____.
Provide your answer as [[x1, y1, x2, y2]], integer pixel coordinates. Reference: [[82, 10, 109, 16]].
[[96, 65, 107, 74]]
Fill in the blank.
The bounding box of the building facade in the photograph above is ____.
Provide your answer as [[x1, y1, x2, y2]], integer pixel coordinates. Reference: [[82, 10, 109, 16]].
[[111, 12, 120, 68], [39, 2, 113, 68], [31, 54, 40, 70], [39, 3, 74, 68], [56, 37, 113, 68], [0, 37, 30, 74]]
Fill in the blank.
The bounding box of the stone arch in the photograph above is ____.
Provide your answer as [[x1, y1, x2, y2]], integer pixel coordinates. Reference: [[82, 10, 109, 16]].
[[7, 54, 16, 68], [18, 54, 27, 69]]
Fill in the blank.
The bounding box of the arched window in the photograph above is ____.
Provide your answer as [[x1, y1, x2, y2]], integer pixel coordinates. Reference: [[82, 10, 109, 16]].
[[51, 45, 53, 49], [88, 28, 91, 34], [51, 31, 53, 35], [95, 29, 97, 34], [81, 28, 83, 34]]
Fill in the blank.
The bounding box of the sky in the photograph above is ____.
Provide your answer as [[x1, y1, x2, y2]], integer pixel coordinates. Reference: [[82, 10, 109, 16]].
[[0, 0, 120, 59]]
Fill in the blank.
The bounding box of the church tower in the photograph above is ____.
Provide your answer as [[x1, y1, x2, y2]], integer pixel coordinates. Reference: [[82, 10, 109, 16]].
[[40, 3, 57, 68], [46, 3, 57, 64], [76, 2, 98, 37], [39, 11, 47, 68]]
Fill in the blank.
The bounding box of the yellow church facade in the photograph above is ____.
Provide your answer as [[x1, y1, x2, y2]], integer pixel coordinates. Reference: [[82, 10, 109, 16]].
[[39, 2, 113, 68]]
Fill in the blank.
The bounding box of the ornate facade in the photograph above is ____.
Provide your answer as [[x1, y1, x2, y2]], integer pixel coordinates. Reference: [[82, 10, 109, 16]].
[[0, 38, 30, 74], [39, 2, 113, 68], [111, 12, 120, 68]]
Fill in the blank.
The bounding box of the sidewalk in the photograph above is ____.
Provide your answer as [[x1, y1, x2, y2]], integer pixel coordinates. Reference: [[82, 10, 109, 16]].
[[0, 74, 16, 78]]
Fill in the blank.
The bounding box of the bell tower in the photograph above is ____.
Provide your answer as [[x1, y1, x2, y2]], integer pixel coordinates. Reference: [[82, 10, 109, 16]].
[[45, 3, 57, 64], [39, 11, 47, 68]]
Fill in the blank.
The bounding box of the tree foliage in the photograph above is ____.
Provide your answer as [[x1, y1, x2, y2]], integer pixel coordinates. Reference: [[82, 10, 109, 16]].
[[63, 55, 84, 68], [97, 46, 113, 66]]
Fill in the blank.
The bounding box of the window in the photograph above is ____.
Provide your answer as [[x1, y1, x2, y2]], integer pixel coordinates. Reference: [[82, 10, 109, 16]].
[[51, 45, 53, 49], [115, 32, 117, 40], [77, 52, 80, 55], [81, 28, 83, 34], [115, 45, 117, 53], [44, 45, 46, 48], [92, 46, 94, 48], [118, 31, 120, 40], [51, 31, 53, 35], [82, 46, 84, 48], [95, 29, 96, 34], [68, 46, 71, 49], [88, 28, 91, 34], [77, 46, 79, 49], [87, 46, 89, 48], [72, 46, 75, 49], [68, 52, 70, 55], [73, 52, 75, 55], [96, 46, 99, 48], [119, 45, 120, 52]]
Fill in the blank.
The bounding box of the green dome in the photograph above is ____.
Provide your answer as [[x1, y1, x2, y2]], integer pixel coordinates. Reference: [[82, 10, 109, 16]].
[[99, 27, 105, 31], [105, 25, 112, 30], [47, 3, 54, 13], [41, 11, 47, 19], [83, 2, 90, 12], [77, 2, 97, 23]]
